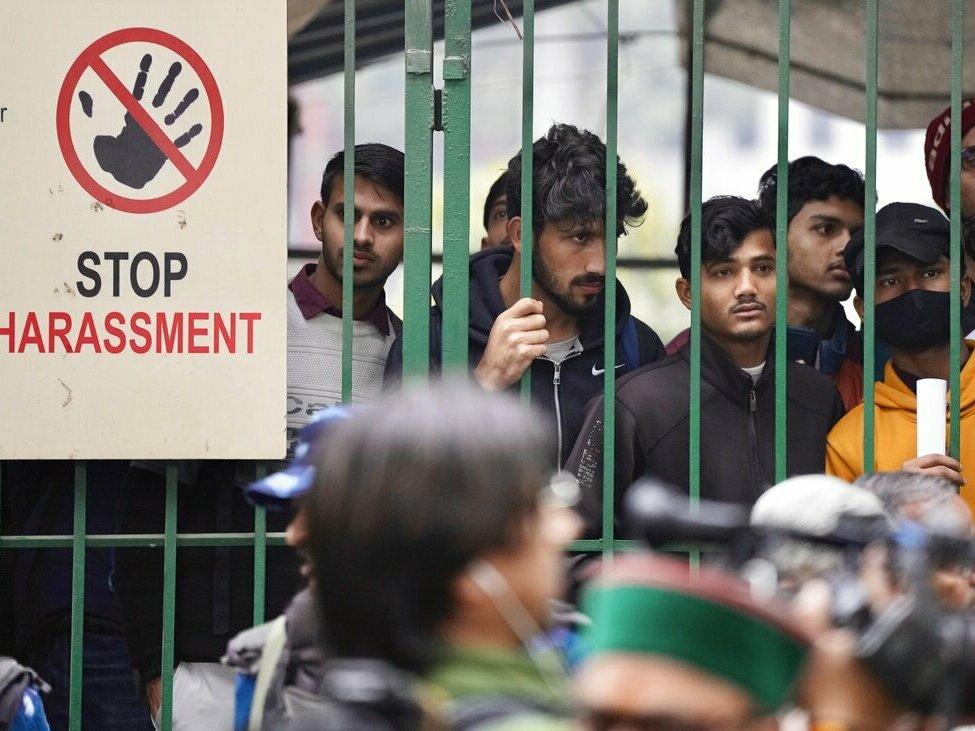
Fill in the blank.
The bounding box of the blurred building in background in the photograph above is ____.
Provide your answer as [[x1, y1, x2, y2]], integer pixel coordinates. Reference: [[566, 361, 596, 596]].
[[287, 0, 934, 342]]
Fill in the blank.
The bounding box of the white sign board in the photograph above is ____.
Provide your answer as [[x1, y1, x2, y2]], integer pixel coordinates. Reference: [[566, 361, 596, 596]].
[[0, 1, 287, 458]]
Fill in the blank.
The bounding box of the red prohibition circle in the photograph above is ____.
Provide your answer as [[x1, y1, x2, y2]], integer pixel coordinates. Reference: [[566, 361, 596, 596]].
[[56, 27, 224, 214]]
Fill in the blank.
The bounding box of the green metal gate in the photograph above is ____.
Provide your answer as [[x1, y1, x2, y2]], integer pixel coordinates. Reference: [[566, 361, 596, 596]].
[[0, 1, 968, 729]]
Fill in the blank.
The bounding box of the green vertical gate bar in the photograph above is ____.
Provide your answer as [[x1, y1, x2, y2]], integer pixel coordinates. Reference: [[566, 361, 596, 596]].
[[862, 0, 878, 473], [949, 0, 964, 460], [252, 463, 268, 625], [520, 0, 535, 403], [341, 0, 356, 401], [403, 0, 434, 380], [601, 0, 619, 559], [159, 462, 178, 731], [688, 0, 705, 544], [773, 0, 790, 483], [67, 462, 86, 730], [441, 0, 472, 371]]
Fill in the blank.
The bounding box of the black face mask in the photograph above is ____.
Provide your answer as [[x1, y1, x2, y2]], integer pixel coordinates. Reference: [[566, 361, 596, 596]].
[[874, 289, 952, 351]]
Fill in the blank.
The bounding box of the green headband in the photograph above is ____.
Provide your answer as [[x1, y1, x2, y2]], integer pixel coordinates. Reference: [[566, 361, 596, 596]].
[[582, 584, 808, 712]]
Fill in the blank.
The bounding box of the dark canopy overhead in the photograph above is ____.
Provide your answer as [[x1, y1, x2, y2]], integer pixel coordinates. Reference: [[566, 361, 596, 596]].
[[288, 0, 576, 86], [676, 0, 975, 130]]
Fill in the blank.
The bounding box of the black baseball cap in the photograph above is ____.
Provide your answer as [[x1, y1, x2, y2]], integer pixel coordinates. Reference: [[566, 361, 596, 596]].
[[844, 202, 950, 290]]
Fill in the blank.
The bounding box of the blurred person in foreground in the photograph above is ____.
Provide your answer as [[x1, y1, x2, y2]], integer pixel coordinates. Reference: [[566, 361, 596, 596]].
[[748, 475, 909, 728], [223, 408, 352, 730], [480, 170, 509, 249], [753, 473, 974, 725], [576, 552, 811, 730], [0, 657, 50, 731], [858, 470, 972, 528], [857, 470, 974, 610], [568, 196, 844, 536], [384, 123, 666, 469], [578, 486, 915, 729], [750, 474, 887, 593], [825, 202, 975, 515], [303, 383, 581, 728]]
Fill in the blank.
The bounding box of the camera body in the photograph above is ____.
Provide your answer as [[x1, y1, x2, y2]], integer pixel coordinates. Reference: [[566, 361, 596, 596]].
[[624, 479, 975, 716]]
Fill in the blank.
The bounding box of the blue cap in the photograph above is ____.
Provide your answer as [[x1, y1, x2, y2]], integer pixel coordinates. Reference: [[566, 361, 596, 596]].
[[245, 406, 354, 509]]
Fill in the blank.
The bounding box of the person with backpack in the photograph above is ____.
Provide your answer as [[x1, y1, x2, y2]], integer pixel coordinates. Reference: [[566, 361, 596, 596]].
[[384, 124, 666, 469], [567, 197, 845, 536], [222, 406, 424, 731], [233, 384, 580, 729], [0, 657, 50, 731]]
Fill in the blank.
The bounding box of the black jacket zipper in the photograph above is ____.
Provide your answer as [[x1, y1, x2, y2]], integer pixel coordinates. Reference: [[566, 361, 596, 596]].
[[550, 350, 582, 469], [745, 385, 762, 499]]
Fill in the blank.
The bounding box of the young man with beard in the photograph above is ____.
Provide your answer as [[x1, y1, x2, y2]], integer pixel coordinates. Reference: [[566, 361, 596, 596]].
[[567, 197, 844, 535], [115, 144, 404, 729], [826, 202, 975, 514], [666, 157, 867, 410], [385, 124, 665, 468]]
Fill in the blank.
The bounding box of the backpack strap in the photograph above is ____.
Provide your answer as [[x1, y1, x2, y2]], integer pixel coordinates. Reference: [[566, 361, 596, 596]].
[[247, 615, 288, 731], [618, 315, 640, 373], [0, 657, 48, 727]]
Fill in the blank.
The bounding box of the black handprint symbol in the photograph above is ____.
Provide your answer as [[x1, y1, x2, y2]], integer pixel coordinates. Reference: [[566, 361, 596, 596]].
[[79, 54, 203, 189]]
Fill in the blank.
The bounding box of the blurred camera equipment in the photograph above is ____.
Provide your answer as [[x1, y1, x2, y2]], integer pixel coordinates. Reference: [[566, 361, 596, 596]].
[[623, 479, 975, 720]]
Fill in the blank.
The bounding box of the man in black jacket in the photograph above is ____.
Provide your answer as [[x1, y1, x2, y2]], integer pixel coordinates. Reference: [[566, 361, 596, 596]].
[[385, 124, 665, 467], [567, 196, 845, 536]]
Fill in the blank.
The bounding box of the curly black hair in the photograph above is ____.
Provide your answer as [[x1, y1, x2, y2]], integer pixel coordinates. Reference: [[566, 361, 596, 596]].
[[505, 123, 648, 238], [757, 156, 864, 225]]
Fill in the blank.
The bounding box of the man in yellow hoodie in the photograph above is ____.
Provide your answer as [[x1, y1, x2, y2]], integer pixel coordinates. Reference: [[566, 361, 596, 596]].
[[826, 202, 975, 513]]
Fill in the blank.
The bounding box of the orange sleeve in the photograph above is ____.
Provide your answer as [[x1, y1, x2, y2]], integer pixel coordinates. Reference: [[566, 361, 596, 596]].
[[824, 409, 863, 481], [825, 438, 858, 481]]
